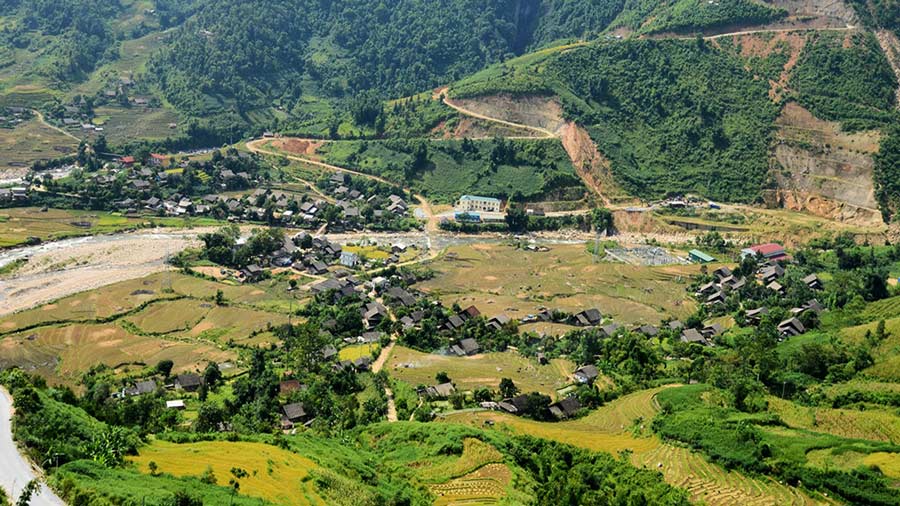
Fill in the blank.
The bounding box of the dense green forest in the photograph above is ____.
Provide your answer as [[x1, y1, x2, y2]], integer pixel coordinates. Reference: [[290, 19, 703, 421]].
[[790, 31, 897, 131], [847, 0, 900, 35], [610, 0, 786, 34]]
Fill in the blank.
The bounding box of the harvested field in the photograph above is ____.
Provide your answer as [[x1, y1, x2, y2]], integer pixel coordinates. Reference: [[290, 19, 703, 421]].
[[417, 243, 698, 325], [126, 299, 214, 334], [186, 305, 289, 344], [1, 273, 178, 334], [0, 117, 78, 175], [0, 323, 234, 387], [130, 440, 323, 506], [387, 346, 572, 397]]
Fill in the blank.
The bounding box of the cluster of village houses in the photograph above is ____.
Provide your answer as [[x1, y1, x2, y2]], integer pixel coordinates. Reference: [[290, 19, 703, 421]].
[[0, 106, 30, 130], [691, 242, 825, 345]]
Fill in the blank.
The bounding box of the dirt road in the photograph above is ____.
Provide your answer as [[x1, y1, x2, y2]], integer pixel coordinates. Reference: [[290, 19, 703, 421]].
[[0, 387, 66, 506]]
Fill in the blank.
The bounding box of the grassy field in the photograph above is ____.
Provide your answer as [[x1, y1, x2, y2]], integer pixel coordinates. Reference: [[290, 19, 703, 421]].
[[441, 386, 827, 505], [0, 323, 234, 387], [281, 137, 585, 205], [0, 117, 77, 173], [416, 243, 698, 325], [130, 440, 325, 506], [0, 207, 223, 249], [387, 346, 573, 397]]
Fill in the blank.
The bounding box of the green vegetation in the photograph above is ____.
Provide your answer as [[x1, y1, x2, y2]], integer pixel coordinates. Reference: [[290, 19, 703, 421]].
[[454, 39, 778, 202], [612, 0, 786, 34], [318, 137, 583, 203], [874, 128, 900, 221], [790, 32, 898, 131]]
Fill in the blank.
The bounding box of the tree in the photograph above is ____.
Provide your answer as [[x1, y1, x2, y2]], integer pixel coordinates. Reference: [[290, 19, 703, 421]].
[[215, 289, 226, 306], [499, 378, 518, 398], [156, 360, 174, 378], [591, 208, 613, 233], [203, 362, 222, 390], [148, 461, 159, 476], [229, 467, 249, 505], [505, 201, 528, 233], [435, 371, 451, 384]]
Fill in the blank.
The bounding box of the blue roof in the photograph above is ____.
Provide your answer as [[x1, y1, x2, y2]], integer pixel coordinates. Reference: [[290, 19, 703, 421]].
[[459, 195, 500, 203]]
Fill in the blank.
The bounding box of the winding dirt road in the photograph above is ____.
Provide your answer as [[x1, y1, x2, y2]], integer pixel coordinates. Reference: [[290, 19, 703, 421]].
[[0, 387, 65, 506]]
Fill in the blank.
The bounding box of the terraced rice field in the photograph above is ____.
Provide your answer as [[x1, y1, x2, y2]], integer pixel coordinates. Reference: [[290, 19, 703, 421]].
[[864, 295, 900, 320], [441, 386, 828, 506], [807, 449, 900, 480], [635, 445, 821, 506], [130, 440, 324, 506], [769, 397, 900, 443], [431, 463, 513, 506], [0, 323, 234, 387], [186, 305, 289, 344], [842, 315, 900, 380], [126, 299, 214, 334], [387, 346, 573, 396], [417, 243, 699, 325], [0, 274, 178, 334]]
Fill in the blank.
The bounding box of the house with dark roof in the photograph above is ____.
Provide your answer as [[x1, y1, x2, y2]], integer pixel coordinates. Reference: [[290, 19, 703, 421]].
[[778, 317, 806, 337], [460, 305, 481, 320], [573, 364, 599, 384], [549, 396, 581, 420], [443, 314, 465, 331], [457, 338, 480, 356], [498, 394, 529, 414], [573, 308, 602, 327], [174, 374, 202, 392], [423, 382, 456, 399], [386, 287, 416, 307], [124, 379, 157, 397], [745, 307, 768, 326], [487, 314, 511, 331], [803, 274, 823, 290], [282, 402, 309, 428], [680, 328, 709, 346], [634, 324, 659, 338]]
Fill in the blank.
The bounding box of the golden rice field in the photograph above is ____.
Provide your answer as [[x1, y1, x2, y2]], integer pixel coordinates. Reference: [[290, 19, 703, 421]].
[[387, 345, 573, 397], [417, 243, 699, 325], [339, 343, 379, 361], [807, 449, 900, 480], [442, 386, 827, 506], [768, 397, 900, 443], [130, 440, 324, 506]]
